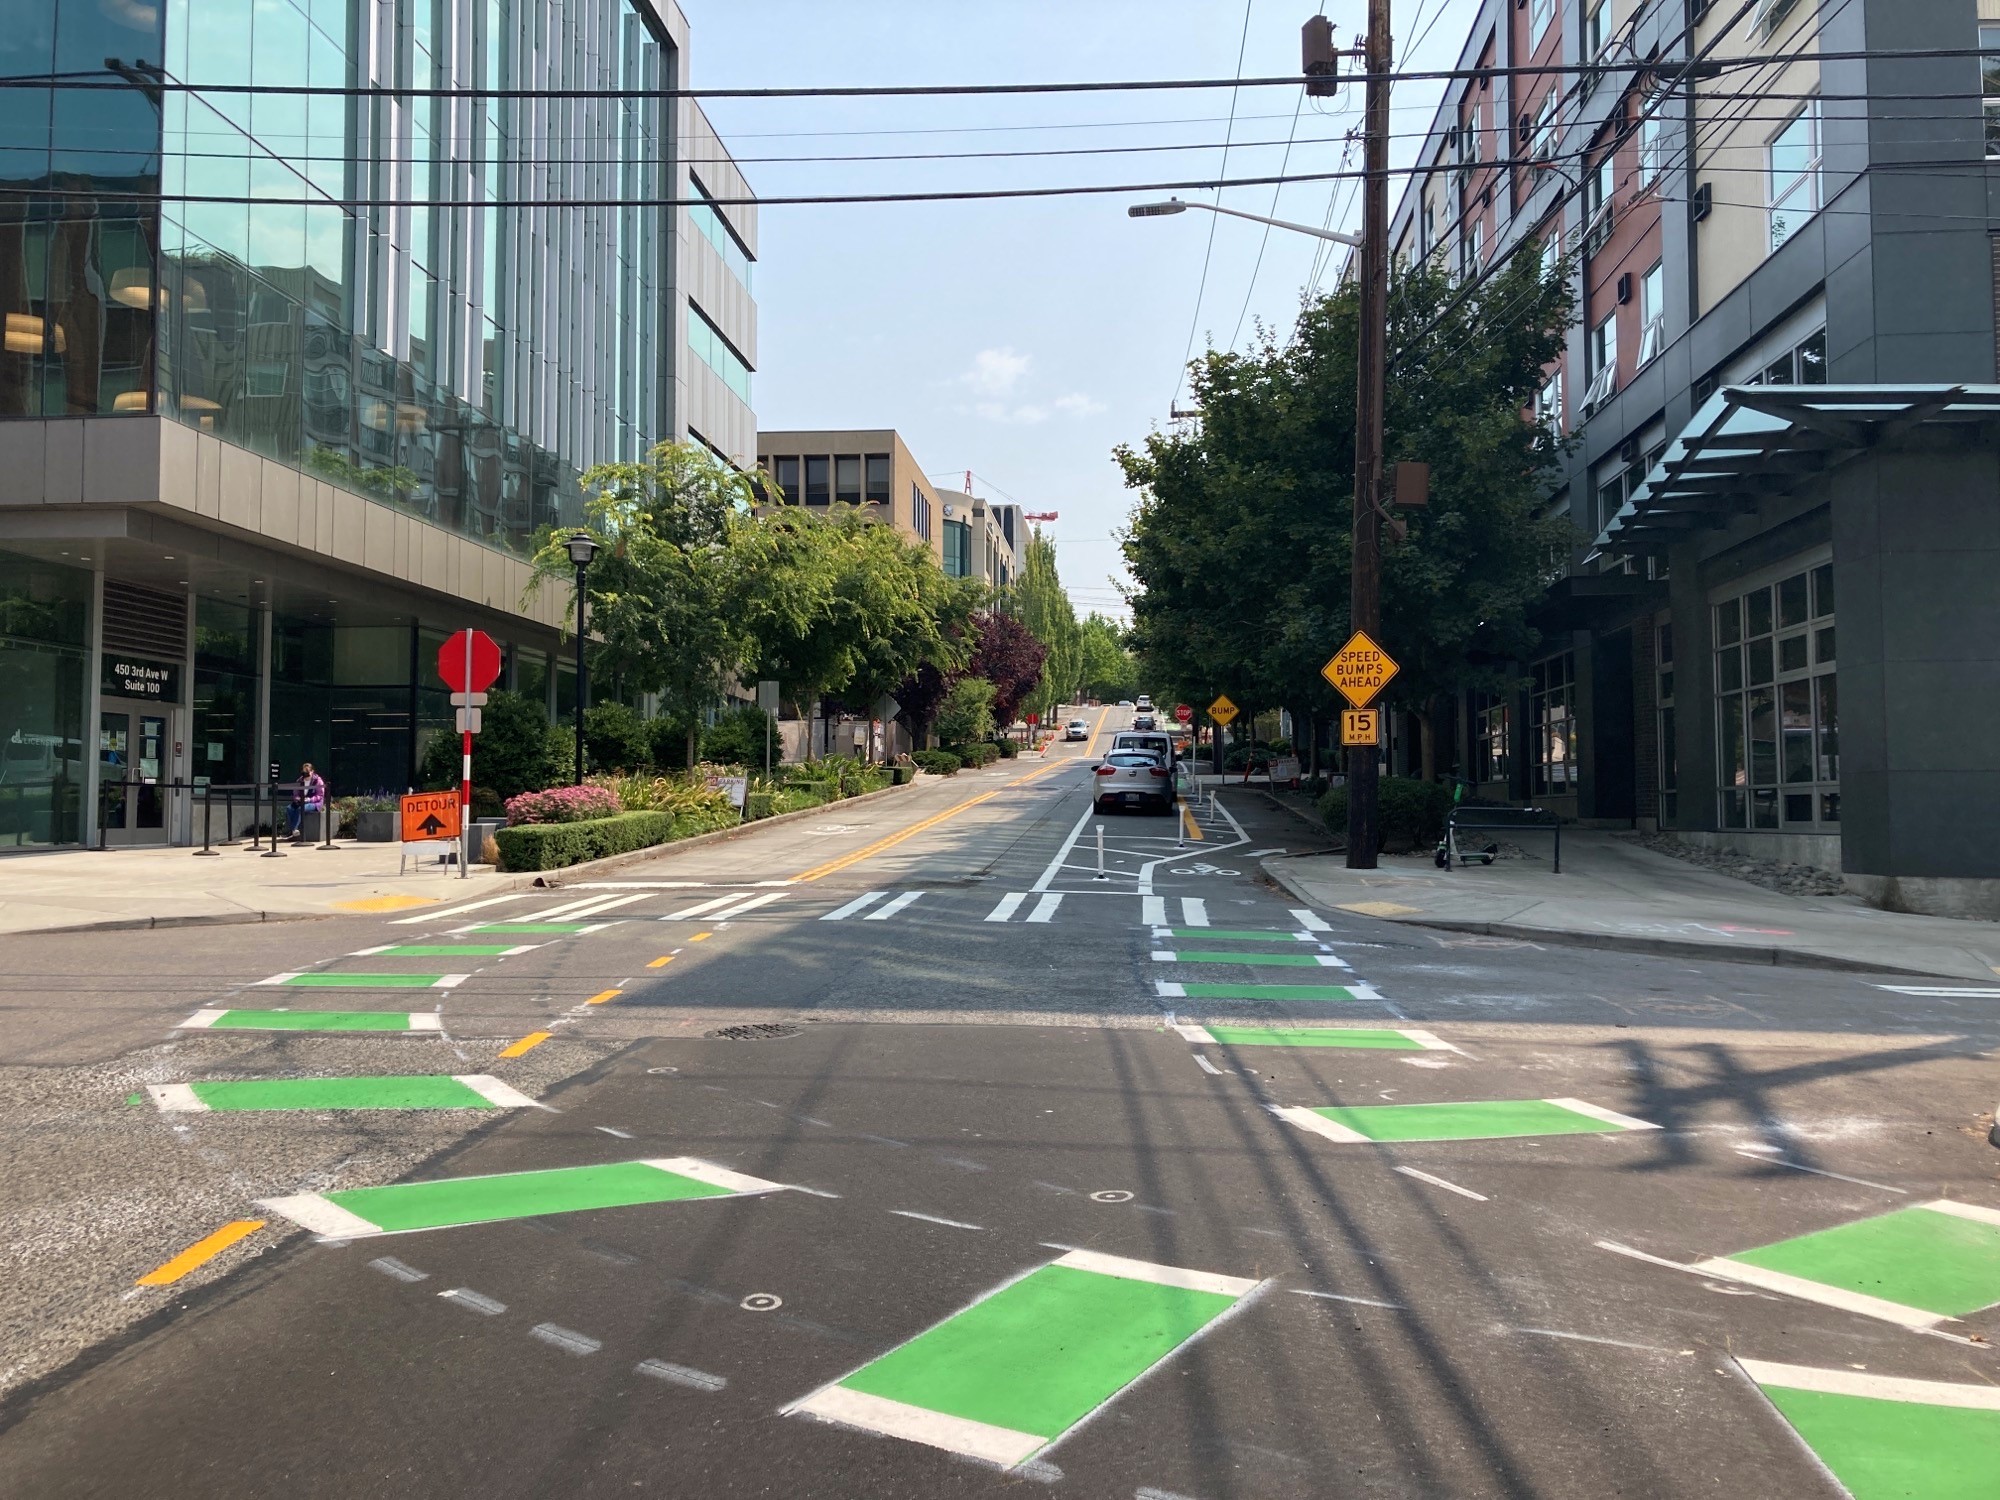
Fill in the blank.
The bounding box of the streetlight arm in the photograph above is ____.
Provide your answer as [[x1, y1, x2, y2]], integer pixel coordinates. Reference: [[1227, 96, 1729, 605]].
[[1197, 202, 1364, 247]]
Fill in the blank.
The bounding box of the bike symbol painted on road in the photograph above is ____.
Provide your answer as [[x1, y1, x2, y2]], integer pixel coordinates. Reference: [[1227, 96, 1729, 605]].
[[1168, 863, 1240, 876], [740, 1293, 784, 1311]]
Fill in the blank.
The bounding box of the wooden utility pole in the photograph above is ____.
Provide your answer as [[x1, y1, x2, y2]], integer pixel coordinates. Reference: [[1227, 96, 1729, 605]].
[[1345, 0, 1391, 870]]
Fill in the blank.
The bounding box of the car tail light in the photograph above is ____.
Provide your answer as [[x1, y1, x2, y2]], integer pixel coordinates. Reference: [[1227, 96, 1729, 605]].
[[1095, 764, 1116, 775], [1149, 767, 1170, 777]]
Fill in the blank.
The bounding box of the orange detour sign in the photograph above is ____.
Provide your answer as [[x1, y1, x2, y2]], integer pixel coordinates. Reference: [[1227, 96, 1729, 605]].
[[400, 791, 461, 843], [1322, 631, 1400, 708]]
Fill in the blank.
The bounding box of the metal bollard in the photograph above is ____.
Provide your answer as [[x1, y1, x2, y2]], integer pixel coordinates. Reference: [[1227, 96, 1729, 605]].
[[1094, 823, 1109, 882], [193, 788, 218, 855], [260, 783, 286, 858]]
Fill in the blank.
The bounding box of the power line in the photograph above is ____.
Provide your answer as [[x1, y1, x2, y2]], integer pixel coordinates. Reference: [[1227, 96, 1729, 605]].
[[1228, 84, 1310, 351], [1173, 0, 1257, 413]]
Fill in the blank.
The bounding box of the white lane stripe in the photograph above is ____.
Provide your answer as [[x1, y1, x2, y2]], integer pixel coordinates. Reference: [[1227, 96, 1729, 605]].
[[865, 891, 926, 921], [1154, 981, 1186, 998], [1052, 1248, 1260, 1299], [1924, 1198, 2000, 1227], [1737, 1358, 2000, 1410], [889, 1209, 986, 1231], [1595, 1239, 1704, 1273], [1290, 1288, 1404, 1309], [254, 972, 304, 987], [147, 1084, 208, 1112], [529, 1322, 602, 1355], [1516, 1327, 1684, 1354], [637, 1359, 728, 1391], [571, 880, 711, 889], [1399, 1029, 1458, 1052], [1140, 895, 1167, 926], [1290, 908, 1331, 932], [1395, 1166, 1488, 1201], [456, 1075, 539, 1109], [176, 1009, 226, 1029], [787, 1384, 1045, 1469], [1170, 1023, 1217, 1044], [1691, 1257, 1945, 1328], [390, 893, 531, 924], [709, 892, 786, 920], [1194, 1054, 1226, 1076], [1025, 893, 1063, 923], [1875, 985, 2000, 997], [1180, 897, 1208, 926], [985, 892, 1027, 923], [596, 1126, 634, 1139], [643, 1157, 790, 1196], [1273, 1106, 1370, 1144], [821, 892, 886, 921], [1031, 803, 1096, 892], [1545, 1098, 1660, 1131], [1731, 1149, 1906, 1194], [350, 945, 393, 956], [409, 1012, 443, 1031], [1344, 981, 1383, 1000], [255, 1192, 378, 1238], [662, 894, 745, 920], [431, 975, 470, 989]]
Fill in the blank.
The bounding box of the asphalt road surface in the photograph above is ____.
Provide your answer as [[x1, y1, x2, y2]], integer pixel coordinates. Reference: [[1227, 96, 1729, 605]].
[[2, 708, 1996, 1498]]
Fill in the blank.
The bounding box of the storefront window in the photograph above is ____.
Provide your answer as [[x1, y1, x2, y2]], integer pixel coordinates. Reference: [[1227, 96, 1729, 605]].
[[1716, 561, 1835, 829], [0, 551, 90, 846], [1529, 651, 1574, 796], [192, 596, 258, 787], [1473, 696, 1510, 786]]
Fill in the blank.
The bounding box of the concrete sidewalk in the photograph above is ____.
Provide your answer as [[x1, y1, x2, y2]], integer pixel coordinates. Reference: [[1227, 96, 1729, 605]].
[[1265, 829, 2000, 982], [0, 837, 514, 936]]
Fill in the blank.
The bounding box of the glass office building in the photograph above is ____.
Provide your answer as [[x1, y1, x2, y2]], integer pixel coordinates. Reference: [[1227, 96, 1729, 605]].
[[0, 0, 759, 846]]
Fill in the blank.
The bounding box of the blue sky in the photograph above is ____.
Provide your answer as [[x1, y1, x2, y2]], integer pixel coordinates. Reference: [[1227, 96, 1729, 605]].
[[687, 0, 1477, 619]]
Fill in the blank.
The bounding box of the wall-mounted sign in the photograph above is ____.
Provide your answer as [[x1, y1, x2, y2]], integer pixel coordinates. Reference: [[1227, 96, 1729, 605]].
[[101, 655, 182, 704]]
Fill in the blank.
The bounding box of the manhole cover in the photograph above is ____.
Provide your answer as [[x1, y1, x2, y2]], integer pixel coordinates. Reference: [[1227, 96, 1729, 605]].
[[704, 1023, 804, 1041]]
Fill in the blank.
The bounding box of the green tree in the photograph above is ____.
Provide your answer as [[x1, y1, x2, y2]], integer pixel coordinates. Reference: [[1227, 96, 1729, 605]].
[[583, 701, 650, 772], [419, 689, 557, 805], [1117, 239, 1574, 777], [1078, 612, 1138, 701], [933, 676, 996, 746], [1014, 529, 1083, 720]]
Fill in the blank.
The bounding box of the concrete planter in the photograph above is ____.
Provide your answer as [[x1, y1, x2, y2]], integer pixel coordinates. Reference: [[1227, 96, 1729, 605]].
[[355, 810, 397, 842]]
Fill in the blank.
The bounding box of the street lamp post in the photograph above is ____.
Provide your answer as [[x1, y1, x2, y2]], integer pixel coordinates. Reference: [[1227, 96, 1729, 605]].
[[1126, 197, 1362, 248], [564, 530, 599, 785]]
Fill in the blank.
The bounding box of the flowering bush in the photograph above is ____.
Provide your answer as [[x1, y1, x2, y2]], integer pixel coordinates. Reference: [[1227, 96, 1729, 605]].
[[505, 784, 623, 826], [590, 771, 734, 819]]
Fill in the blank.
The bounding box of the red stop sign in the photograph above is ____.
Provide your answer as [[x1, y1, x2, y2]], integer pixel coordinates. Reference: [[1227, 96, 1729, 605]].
[[438, 629, 502, 693], [1174, 703, 1193, 723]]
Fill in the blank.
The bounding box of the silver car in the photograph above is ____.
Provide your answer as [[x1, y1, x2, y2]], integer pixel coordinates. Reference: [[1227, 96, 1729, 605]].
[[1093, 750, 1176, 814]]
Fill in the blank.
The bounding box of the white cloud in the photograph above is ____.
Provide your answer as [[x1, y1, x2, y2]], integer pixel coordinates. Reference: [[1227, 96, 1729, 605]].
[[960, 347, 1032, 398], [1051, 393, 1106, 417], [959, 387, 1106, 425]]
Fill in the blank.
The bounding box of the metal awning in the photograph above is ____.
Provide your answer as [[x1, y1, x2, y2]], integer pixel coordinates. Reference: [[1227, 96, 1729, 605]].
[[1592, 383, 2000, 553]]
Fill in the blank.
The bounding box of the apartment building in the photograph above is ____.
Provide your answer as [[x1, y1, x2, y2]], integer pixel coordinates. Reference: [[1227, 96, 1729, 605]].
[[0, 0, 757, 847], [941, 486, 1021, 593], [754, 430, 948, 561], [1384, 0, 2000, 917]]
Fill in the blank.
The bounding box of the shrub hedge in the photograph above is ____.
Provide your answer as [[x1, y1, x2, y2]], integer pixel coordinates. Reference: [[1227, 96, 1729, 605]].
[[948, 742, 1001, 768], [492, 807, 736, 872], [1316, 776, 1456, 853], [993, 738, 1019, 759], [911, 749, 962, 776]]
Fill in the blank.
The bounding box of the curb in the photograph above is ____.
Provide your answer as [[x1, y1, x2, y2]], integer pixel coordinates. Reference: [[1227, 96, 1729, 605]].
[[1258, 858, 1967, 981], [5, 909, 336, 938]]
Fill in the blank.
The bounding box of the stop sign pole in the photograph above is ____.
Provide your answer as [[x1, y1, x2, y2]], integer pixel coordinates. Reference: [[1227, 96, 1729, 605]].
[[438, 629, 502, 878]]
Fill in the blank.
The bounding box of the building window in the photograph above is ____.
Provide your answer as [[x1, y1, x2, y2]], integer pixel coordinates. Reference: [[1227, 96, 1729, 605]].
[[1638, 261, 1665, 365], [804, 455, 829, 506], [772, 456, 800, 504], [865, 453, 891, 504], [1584, 0, 1608, 56], [1715, 561, 1836, 831], [1639, 112, 1665, 184], [1530, 0, 1556, 42], [942, 519, 971, 577], [1538, 367, 1564, 429], [1655, 619, 1677, 823], [835, 455, 862, 505], [1584, 152, 1616, 256], [1757, 0, 1801, 40], [1531, 92, 1559, 180], [1748, 327, 1828, 386], [687, 303, 753, 406], [689, 175, 755, 291], [1474, 697, 1510, 786], [1983, 26, 2000, 159], [1530, 651, 1575, 795], [1767, 100, 1822, 253], [1583, 311, 1618, 410], [910, 482, 932, 542]]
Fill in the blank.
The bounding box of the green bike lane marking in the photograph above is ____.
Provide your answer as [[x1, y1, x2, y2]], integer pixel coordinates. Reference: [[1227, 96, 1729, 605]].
[[1738, 1359, 2000, 1499], [257, 972, 469, 990], [1691, 1201, 2000, 1328], [147, 1074, 538, 1113], [1276, 1097, 1659, 1144], [257, 1157, 792, 1238], [1151, 950, 1350, 969], [177, 1009, 442, 1033], [1151, 927, 1319, 943], [786, 1248, 1265, 1469], [1172, 1022, 1451, 1051], [1156, 980, 1382, 1002], [352, 943, 540, 958]]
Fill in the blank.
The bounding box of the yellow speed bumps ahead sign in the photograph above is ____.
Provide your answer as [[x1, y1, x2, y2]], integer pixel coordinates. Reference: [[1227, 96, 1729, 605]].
[[1208, 694, 1239, 726], [1322, 631, 1399, 708]]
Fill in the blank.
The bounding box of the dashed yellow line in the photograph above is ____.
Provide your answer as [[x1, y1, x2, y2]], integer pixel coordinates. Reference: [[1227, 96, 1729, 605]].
[[585, 988, 624, 1005], [792, 758, 1070, 882], [137, 1219, 264, 1286], [647, 955, 675, 969], [498, 1030, 553, 1058], [689, 931, 713, 942]]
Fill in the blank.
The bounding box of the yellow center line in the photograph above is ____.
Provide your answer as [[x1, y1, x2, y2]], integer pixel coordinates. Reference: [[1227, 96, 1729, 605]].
[[585, 988, 624, 1004], [137, 1219, 265, 1287], [1082, 704, 1112, 758], [792, 758, 1071, 883], [689, 931, 713, 942], [647, 955, 675, 969], [498, 1030, 553, 1058]]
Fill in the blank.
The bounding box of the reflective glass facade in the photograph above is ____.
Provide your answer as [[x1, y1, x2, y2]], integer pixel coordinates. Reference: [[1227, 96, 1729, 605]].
[[1, 0, 689, 561]]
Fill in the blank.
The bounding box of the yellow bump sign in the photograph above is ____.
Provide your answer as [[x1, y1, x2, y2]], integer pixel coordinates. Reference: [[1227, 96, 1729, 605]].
[[1208, 694, 1239, 726], [1340, 708, 1381, 746], [1323, 631, 1399, 708]]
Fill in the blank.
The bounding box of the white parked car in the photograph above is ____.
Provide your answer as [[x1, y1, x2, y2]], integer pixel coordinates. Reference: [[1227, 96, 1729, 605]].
[[1064, 718, 1090, 741]]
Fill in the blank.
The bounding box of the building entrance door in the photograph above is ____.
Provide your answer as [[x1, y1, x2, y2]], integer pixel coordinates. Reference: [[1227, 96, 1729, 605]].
[[99, 708, 173, 845]]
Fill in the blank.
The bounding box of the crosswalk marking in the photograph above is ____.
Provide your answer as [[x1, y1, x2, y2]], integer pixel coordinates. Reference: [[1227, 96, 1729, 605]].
[[1141, 895, 1167, 926], [821, 892, 887, 921], [985, 892, 1027, 922], [1025, 893, 1064, 923], [1290, 907, 1331, 932], [1875, 984, 2000, 997], [391, 893, 531, 925], [663, 894, 748, 920], [1180, 897, 1209, 926], [711, 891, 785, 920], [865, 891, 926, 921]]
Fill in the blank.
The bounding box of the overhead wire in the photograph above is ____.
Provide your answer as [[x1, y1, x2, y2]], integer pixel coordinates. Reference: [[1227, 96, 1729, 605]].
[[1227, 83, 1309, 351], [1172, 0, 1257, 413]]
